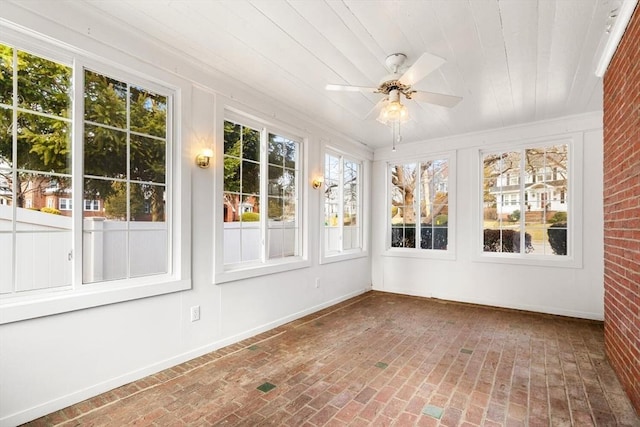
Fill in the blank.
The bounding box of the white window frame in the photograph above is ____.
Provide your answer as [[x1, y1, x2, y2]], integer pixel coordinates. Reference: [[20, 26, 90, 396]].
[[384, 152, 456, 260], [214, 110, 309, 284], [320, 147, 367, 264], [472, 135, 582, 268], [83, 199, 100, 212], [0, 26, 190, 324], [59, 198, 72, 211]]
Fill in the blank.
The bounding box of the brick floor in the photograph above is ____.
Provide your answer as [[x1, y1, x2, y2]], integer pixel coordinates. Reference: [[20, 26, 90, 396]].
[[24, 291, 640, 426]]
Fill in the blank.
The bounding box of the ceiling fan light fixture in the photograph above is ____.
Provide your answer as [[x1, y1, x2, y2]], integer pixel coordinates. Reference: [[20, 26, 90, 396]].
[[376, 89, 409, 126], [376, 100, 409, 125]]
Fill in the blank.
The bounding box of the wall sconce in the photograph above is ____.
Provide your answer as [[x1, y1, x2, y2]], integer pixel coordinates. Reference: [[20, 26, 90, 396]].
[[312, 176, 324, 189], [195, 148, 213, 169]]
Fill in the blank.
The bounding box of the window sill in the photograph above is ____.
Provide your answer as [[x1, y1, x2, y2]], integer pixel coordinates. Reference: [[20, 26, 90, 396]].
[[320, 250, 368, 265], [383, 248, 456, 260], [215, 258, 311, 284], [472, 252, 582, 268], [0, 277, 191, 324]]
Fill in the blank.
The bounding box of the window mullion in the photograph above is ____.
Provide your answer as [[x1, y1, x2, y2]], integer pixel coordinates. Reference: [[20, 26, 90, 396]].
[[338, 156, 345, 252], [71, 61, 84, 288], [260, 128, 267, 262], [415, 162, 421, 249], [518, 150, 525, 254], [10, 48, 18, 293]]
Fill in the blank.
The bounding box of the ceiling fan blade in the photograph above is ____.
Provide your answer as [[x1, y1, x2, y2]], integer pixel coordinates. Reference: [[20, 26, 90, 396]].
[[325, 84, 378, 93], [398, 52, 446, 86], [411, 91, 462, 108]]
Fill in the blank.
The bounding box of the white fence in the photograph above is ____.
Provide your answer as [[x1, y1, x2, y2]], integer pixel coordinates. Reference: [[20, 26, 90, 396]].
[[0, 206, 167, 293]]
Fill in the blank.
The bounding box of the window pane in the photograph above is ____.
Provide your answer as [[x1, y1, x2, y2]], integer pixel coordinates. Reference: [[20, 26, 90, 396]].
[[0, 107, 12, 167], [268, 196, 283, 221], [130, 134, 166, 184], [224, 121, 242, 154], [84, 70, 170, 283], [268, 136, 284, 165], [284, 140, 297, 169], [130, 183, 165, 222], [0, 45, 13, 105], [16, 229, 72, 291], [83, 229, 127, 283], [223, 192, 240, 222], [84, 124, 126, 178], [242, 127, 260, 162], [17, 112, 71, 174], [242, 160, 260, 194], [84, 70, 127, 128], [240, 195, 259, 223], [268, 165, 284, 196], [0, 231, 12, 294], [223, 156, 240, 193], [18, 51, 71, 118], [130, 227, 167, 277], [130, 86, 167, 138]]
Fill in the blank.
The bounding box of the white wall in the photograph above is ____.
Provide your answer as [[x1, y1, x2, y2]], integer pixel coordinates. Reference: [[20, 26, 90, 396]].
[[372, 112, 604, 320], [0, 3, 372, 426]]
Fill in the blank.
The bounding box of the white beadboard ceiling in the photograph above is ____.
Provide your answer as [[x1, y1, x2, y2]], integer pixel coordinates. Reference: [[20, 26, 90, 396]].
[[19, 0, 627, 148]]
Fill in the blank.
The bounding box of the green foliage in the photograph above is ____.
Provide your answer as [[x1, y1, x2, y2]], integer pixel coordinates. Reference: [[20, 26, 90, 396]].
[[483, 229, 533, 253], [1, 44, 167, 220], [40, 206, 61, 215], [508, 209, 520, 222], [104, 182, 147, 220], [547, 222, 567, 255], [241, 212, 259, 222], [548, 211, 567, 224]]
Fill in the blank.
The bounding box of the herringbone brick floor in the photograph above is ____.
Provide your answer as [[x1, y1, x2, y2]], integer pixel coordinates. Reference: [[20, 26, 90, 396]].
[[25, 291, 639, 426]]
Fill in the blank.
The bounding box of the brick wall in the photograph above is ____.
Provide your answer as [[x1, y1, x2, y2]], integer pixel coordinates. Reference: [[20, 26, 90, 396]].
[[603, 5, 640, 414]]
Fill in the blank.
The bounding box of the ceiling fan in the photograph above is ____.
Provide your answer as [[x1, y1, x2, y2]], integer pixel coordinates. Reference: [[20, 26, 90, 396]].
[[326, 52, 462, 117]]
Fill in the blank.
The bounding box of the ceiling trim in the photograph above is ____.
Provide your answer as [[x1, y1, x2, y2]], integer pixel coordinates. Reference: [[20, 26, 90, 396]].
[[595, 0, 638, 77]]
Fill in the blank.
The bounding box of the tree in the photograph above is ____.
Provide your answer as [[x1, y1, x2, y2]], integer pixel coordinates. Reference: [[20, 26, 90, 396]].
[[223, 121, 264, 221], [1, 44, 72, 208], [1, 44, 168, 222]]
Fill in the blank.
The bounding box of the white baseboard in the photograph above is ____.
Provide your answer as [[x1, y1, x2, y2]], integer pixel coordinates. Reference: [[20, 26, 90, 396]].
[[373, 287, 604, 321]]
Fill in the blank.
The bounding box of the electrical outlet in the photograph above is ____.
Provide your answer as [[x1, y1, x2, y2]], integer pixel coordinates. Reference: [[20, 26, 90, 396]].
[[315, 277, 320, 288], [190, 305, 200, 322]]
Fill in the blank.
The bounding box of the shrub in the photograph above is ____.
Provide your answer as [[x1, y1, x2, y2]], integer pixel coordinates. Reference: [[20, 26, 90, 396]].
[[241, 212, 259, 222], [483, 229, 533, 253], [40, 207, 61, 215], [508, 210, 520, 222], [390, 225, 448, 250], [547, 222, 567, 255], [548, 211, 567, 224]]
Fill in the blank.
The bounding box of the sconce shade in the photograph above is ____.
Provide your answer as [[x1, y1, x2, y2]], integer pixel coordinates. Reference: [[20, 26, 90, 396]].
[[312, 176, 324, 189], [196, 148, 213, 168]]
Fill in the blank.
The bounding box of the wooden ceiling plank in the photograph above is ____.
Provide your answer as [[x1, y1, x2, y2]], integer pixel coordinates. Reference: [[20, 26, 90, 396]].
[[498, 0, 540, 124]]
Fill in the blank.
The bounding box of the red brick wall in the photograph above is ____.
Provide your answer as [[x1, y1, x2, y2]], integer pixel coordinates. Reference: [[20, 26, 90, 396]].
[[603, 5, 640, 414]]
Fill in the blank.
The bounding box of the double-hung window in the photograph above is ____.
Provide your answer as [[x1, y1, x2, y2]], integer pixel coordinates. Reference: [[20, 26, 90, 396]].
[[388, 157, 453, 255], [220, 116, 304, 279], [323, 150, 363, 259], [480, 142, 572, 259], [0, 36, 186, 323]]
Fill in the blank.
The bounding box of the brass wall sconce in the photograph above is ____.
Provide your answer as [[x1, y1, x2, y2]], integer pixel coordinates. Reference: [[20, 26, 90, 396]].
[[311, 176, 324, 189], [196, 148, 213, 168]]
